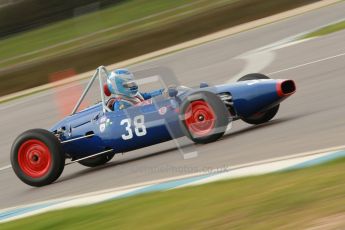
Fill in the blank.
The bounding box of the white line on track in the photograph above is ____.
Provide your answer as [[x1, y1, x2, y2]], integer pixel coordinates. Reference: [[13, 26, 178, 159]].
[[268, 51, 345, 75], [0, 165, 12, 171]]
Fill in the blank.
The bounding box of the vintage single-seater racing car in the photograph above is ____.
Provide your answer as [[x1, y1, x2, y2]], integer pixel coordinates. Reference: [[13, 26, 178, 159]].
[[10, 66, 296, 187]]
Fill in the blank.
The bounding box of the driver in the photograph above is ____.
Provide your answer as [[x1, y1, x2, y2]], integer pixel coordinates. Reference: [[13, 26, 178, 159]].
[[106, 69, 164, 111]]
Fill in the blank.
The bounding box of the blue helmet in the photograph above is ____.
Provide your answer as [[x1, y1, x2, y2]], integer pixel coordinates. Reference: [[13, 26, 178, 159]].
[[107, 69, 138, 97]]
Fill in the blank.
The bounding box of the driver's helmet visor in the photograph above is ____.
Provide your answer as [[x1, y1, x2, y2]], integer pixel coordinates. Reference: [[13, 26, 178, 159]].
[[122, 80, 138, 90]]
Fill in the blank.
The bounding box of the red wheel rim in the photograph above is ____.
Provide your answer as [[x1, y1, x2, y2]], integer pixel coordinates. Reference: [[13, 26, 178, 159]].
[[184, 100, 216, 137], [18, 140, 52, 178]]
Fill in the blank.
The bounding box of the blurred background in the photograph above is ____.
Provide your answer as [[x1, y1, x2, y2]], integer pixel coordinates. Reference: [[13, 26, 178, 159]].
[[2, 1, 345, 228], [0, 0, 317, 96]]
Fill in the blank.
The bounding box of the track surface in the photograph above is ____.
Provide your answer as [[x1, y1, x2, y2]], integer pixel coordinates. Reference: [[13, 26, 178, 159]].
[[1, 2, 345, 209]]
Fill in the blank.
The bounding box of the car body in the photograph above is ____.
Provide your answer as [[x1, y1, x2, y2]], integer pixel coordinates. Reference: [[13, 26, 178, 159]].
[[11, 67, 296, 186]]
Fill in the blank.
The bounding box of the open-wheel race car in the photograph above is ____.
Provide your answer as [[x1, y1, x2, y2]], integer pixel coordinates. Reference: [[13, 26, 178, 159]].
[[10, 66, 296, 187]]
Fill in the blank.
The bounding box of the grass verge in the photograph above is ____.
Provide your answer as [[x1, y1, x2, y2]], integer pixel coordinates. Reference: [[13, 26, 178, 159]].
[[0, 0, 318, 96], [303, 20, 345, 39], [2, 157, 345, 229], [0, 0, 225, 68]]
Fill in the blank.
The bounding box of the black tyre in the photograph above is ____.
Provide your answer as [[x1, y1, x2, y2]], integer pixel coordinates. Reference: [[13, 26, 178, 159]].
[[240, 104, 280, 125], [238, 73, 279, 124], [180, 91, 230, 144], [10, 129, 65, 187], [237, 73, 270, 81], [78, 153, 115, 167]]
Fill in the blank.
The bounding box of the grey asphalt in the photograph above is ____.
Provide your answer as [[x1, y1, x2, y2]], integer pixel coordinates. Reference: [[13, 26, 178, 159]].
[[1, 2, 345, 209]]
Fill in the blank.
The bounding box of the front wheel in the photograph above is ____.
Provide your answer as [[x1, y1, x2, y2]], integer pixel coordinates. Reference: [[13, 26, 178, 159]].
[[180, 91, 230, 144], [240, 105, 280, 125], [237, 73, 279, 124], [237, 73, 270, 81], [11, 129, 65, 187]]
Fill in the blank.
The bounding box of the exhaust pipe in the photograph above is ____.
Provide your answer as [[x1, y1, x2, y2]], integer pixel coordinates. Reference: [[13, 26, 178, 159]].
[[276, 80, 296, 97]]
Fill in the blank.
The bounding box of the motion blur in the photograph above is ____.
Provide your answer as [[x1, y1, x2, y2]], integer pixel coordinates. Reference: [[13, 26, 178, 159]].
[[1, 0, 345, 229]]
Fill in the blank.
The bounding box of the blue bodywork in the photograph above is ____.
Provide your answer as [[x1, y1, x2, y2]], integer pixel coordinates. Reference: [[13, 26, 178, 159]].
[[51, 79, 293, 159]]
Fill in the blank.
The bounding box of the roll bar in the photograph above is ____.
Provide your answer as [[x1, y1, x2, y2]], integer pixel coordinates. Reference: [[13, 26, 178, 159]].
[[71, 66, 112, 115]]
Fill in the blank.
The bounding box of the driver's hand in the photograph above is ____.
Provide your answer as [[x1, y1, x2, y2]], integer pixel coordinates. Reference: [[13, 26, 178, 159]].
[[165, 85, 178, 98], [162, 88, 169, 97]]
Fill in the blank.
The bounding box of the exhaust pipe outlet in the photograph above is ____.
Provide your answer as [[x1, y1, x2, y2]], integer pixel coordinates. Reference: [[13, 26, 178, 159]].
[[277, 80, 296, 97]]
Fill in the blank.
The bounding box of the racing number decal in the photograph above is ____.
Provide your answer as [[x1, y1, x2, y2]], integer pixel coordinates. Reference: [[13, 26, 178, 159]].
[[133, 115, 147, 137], [120, 118, 133, 140], [120, 115, 147, 140]]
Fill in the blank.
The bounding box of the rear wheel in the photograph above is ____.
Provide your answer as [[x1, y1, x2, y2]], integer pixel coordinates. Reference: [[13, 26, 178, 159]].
[[180, 91, 230, 144], [78, 153, 115, 167], [238, 73, 279, 124], [11, 129, 65, 187]]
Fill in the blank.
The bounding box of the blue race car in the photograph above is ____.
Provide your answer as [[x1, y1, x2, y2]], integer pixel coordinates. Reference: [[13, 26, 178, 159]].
[[10, 66, 296, 187]]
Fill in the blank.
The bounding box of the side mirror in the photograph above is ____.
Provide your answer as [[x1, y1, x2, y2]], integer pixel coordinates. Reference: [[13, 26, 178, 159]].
[[168, 87, 178, 97]]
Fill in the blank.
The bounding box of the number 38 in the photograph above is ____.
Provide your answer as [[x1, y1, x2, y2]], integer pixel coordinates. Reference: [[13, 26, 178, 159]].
[[120, 115, 147, 140]]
